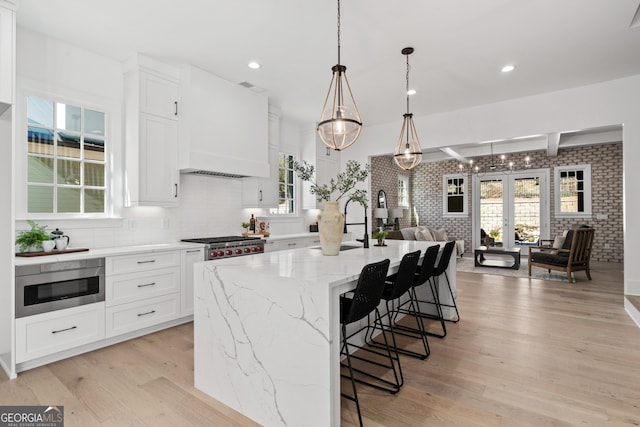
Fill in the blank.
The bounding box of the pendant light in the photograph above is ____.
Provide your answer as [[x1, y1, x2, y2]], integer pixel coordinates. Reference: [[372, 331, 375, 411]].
[[393, 47, 423, 170], [317, 0, 362, 151]]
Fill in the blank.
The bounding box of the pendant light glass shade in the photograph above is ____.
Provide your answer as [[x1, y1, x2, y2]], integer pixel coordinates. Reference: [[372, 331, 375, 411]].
[[393, 47, 423, 170], [394, 113, 423, 170], [317, 0, 362, 151]]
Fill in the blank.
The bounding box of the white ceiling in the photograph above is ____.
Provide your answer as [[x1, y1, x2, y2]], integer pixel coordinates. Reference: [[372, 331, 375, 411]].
[[14, 0, 640, 142]]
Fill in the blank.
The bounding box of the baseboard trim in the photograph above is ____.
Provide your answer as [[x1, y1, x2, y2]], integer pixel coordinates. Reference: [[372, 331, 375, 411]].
[[624, 295, 640, 328]]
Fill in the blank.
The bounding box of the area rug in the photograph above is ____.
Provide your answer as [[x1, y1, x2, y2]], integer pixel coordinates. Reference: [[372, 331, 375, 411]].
[[456, 254, 571, 282]]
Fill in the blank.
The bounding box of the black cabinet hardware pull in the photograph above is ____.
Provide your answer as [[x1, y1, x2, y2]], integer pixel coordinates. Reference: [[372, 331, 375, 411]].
[[187, 249, 201, 253], [52, 326, 77, 334], [174, 183, 178, 198], [174, 101, 178, 116], [137, 282, 156, 288], [137, 310, 156, 317], [137, 260, 156, 264], [259, 190, 263, 202], [288, 243, 297, 246]]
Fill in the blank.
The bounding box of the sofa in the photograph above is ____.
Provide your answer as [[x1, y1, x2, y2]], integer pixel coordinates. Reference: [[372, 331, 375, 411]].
[[386, 226, 464, 257]]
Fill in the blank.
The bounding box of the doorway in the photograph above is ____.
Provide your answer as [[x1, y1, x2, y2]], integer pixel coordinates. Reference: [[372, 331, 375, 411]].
[[472, 169, 550, 249]]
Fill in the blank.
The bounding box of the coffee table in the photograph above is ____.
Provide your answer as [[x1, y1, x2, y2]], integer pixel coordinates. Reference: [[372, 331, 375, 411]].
[[474, 246, 521, 269]]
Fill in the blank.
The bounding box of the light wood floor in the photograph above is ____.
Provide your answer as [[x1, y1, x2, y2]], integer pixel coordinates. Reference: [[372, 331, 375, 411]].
[[2, 262, 639, 426]]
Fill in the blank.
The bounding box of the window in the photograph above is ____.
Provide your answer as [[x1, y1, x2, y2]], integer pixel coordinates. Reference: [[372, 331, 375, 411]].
[[269, 153, 296, 215], [554, 164, 591, 217], [26, 95, 107, 214], [443, 174, 467, 217], [398, 175, 409, 208]]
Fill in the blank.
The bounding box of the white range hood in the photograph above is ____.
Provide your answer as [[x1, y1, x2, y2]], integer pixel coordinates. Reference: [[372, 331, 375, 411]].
[[179, 65, 269, 179]]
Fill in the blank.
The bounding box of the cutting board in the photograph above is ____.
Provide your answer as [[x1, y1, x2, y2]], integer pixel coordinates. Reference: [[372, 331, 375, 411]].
[[16, 248, 90, 257]]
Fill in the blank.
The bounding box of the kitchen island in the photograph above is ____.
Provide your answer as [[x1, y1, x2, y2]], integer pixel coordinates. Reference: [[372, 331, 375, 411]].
[[193, 240, 456, 426]]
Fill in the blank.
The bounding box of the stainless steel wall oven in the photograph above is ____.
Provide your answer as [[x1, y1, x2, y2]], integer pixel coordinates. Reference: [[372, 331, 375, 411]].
[[15, 258, 105, 318]]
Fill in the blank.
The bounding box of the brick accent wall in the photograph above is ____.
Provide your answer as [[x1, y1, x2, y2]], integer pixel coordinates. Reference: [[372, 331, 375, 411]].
[[371, 142, 623, 262], [370, 156, 412, 229]]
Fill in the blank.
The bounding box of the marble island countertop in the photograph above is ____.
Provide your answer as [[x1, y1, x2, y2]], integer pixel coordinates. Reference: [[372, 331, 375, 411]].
[[193, 239, 457, 427]]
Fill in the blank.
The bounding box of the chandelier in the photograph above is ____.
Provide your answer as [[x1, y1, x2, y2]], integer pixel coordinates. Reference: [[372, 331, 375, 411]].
[[317, 0, 362, 151], [393, 47, 423, 170], [459, 143, 531, 176]]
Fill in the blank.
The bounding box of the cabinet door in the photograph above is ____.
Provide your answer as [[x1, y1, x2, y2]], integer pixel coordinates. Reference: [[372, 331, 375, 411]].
[[0, 4, 15, 105], [140, 71, 179, 120], [138, 113, 179, 206], [241, 145, 278, 208], [181, 247, 204, 316]]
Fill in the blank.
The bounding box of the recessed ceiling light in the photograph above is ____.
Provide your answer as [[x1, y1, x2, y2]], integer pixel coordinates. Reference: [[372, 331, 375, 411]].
[[407, 89, 416, 96], [248, 62, 261, 69], [501, 64, 515, 73]]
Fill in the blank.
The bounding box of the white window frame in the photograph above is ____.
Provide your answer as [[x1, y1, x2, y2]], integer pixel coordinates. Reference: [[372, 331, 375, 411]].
[[443, 173, 468, 217], [398, 175, 409, 208], [269, 152, 297, 215], [16, 89, 115, 220], [554, 164, 592, 218]]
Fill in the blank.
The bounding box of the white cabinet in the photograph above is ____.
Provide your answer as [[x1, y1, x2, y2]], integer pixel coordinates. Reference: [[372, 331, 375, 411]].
[[181, 247, 204, 316], [242, 143, 279, 208], [0, 2, 15, 106], [15, 303, 105, 363], [105, 250, 181, 337], [124, 54, 180, 207], [179, 65, 269, 178]]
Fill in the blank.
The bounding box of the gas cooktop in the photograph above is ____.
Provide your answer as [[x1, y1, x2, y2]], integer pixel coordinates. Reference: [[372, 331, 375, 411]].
[[181, 236, 262, 244]]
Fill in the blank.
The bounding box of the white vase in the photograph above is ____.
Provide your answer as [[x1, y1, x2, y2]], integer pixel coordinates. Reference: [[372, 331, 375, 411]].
[[318, 201, 345, 256]]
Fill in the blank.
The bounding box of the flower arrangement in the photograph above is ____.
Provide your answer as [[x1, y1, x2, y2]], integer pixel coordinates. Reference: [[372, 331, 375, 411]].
[[293, 160, 369, 209]]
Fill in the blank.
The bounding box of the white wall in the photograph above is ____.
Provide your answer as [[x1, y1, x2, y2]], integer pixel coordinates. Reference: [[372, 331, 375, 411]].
[[341, 75, 640, 297]]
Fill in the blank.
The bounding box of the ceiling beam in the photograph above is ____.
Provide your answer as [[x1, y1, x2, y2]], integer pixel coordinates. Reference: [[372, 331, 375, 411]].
[[547, 132, 561, 157]]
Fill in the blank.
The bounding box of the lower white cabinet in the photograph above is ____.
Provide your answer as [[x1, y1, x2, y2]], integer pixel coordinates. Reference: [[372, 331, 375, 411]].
[[181, 247, 204, 316], [105, 250, 182, 336], [15, 303, 106, 363], [106, 266, 180, 307], [105, 293, 181, 338]]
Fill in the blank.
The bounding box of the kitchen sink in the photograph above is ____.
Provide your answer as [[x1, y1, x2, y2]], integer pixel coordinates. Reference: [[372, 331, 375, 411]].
[[312, 245, 361, 251]]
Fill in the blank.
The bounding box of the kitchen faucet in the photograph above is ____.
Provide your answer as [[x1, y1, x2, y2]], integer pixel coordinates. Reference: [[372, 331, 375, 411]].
[[343, 198, 369, 248]]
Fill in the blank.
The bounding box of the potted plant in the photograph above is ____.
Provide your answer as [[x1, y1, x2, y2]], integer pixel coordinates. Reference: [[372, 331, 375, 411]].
[[372, 230, 388, 246], [16, 220, 52, 252], [293, 160, 369, 255]]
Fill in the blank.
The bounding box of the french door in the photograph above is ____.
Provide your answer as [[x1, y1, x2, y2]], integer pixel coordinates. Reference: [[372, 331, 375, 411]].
[[472, 169, 550, 249]]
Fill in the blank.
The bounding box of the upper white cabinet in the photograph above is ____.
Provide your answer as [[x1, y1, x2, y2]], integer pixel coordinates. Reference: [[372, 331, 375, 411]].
[[0, 1, 16, 106], [241, 109, 280, 208], [301, 130, 340, 210], [123, 54, 180, 207], [179, 65, 269, 178]]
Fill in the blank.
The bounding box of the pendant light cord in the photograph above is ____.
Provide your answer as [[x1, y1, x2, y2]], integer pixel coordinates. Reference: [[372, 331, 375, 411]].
[[337, 0, 341, 65], [406, 54, 410, 114]]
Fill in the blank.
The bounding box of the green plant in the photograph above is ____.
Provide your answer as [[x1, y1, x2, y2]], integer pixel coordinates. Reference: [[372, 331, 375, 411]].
[[241, 222, 251, 229], [293, 160, 369, 209], [372, 230, 388, 241], [16, 220, 51, 252]]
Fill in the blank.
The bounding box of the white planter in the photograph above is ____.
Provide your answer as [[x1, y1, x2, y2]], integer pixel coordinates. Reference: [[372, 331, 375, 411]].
[[318, 201, 345, 256]]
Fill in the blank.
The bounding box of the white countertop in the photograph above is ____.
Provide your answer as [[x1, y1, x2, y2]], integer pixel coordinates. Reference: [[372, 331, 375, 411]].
[[260, 232, 319, 241], [14, 242, 205, 266]]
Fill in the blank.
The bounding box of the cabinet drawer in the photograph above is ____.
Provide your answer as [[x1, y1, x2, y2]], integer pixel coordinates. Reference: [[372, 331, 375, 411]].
[[16, 303, 105, 363], [106, 266, 180, 307], [105, 294, 180, 338], [106, 251, 180, 275]]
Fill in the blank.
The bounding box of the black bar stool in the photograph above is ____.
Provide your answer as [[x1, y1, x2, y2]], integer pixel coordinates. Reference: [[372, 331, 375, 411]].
[[393, 244, 445, 340], [340, 259, 394, 427], [367, 249, 429, 362], [428, 240, 460, 324]]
